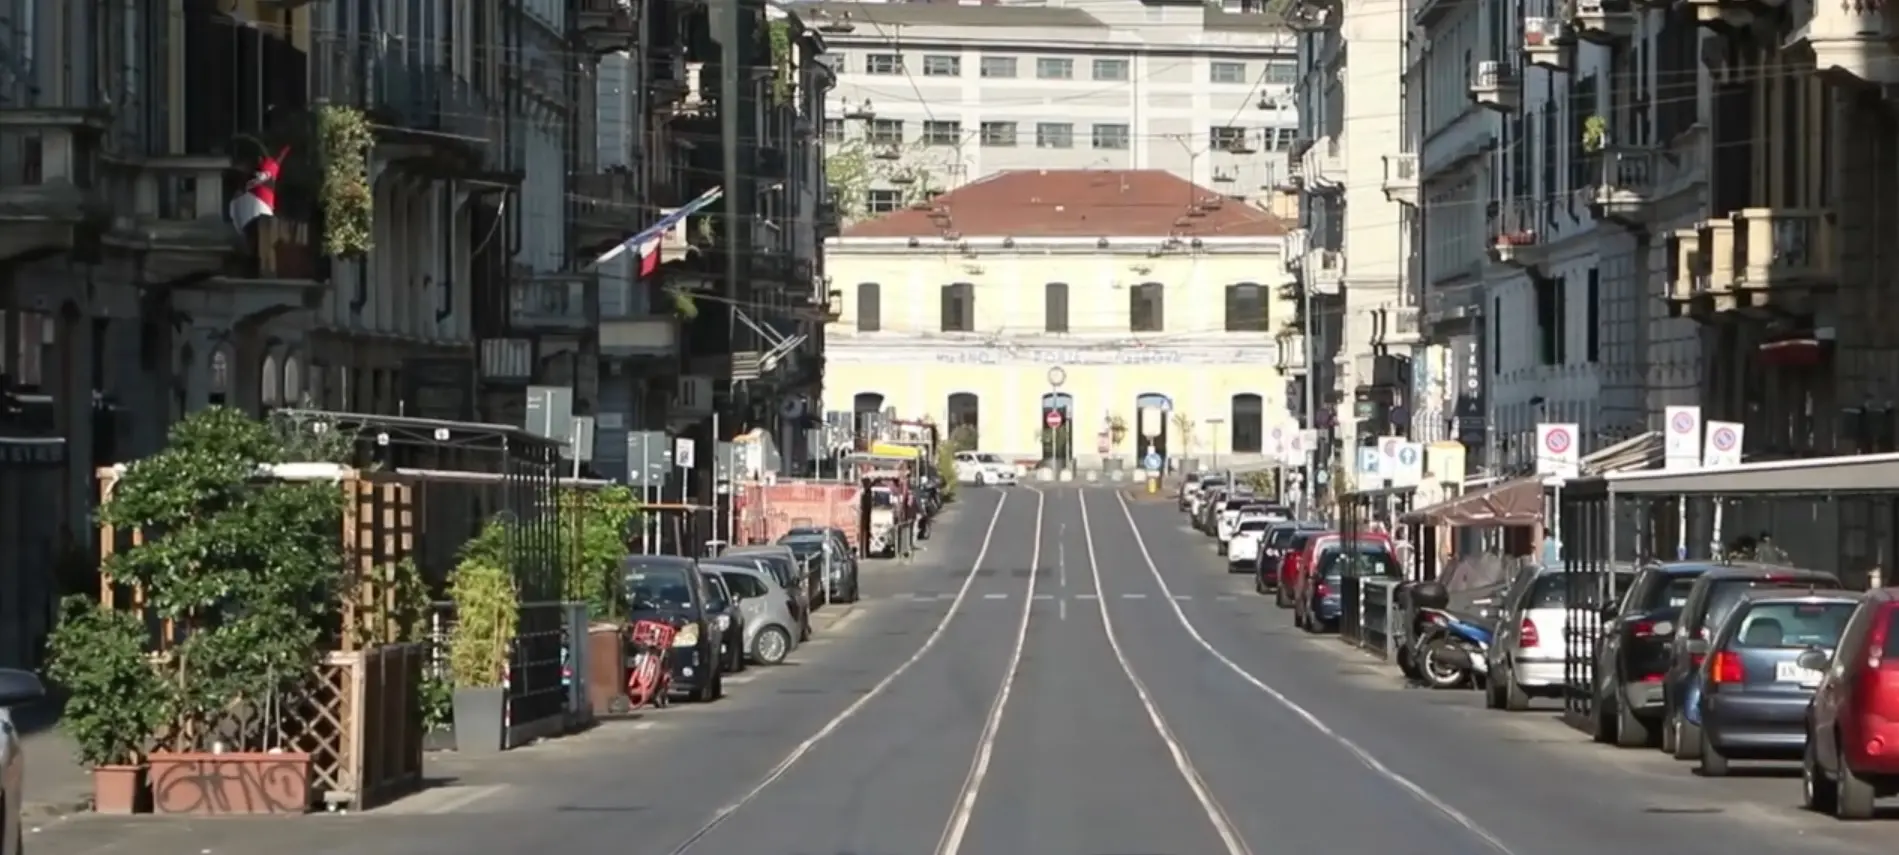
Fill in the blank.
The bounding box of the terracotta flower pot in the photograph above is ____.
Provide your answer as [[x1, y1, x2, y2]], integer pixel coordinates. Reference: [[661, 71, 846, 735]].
[[90, 764, 147, 815], [148, 751, 312, 816]]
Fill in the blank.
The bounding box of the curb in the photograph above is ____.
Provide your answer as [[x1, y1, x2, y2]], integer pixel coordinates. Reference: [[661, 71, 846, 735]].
[[23, 797, 89, 819]]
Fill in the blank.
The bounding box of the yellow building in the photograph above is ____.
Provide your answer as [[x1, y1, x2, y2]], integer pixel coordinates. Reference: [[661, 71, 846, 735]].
[[823, 170, 1299, 467]]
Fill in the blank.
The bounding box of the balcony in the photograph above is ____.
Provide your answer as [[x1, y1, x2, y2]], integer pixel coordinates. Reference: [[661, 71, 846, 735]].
[[1309, 249, 1344, 296], [0, 109, 109, 263], [372, 60, 506, 176], [1683, 0, 1753, 30], [1697, 217, 1741, 312], [1283, 156, 1306, 191], [576, 0, 637, 53], [601, 311, 682, 360], [573, 171, 639, 253], [1469, 61, 1521, 113], [1373, 306, 1424, 348], [1570, 0, 1636, 43], [102, 155, 247, 284], [1382, 154, 1418, 206], [1663, 229, 1711, 319], [1283, 228, 1310, 274], [1277, 333, 1309, 373], [1522, 16, 1575, 72], [511, 275, 593, 332], [1309, 136, 1346, 193], [651, 55, 692, 108], [1590, 147, 1654, 227], [1789, 3, 1899, 85], [1489, 202, 1548, 270], [1731, 208, 1838, 313]]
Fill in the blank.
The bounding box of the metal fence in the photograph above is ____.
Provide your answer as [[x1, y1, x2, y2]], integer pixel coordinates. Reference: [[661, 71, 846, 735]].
[[427, 600, 593, 748], [1339, 575, 1400, 660]]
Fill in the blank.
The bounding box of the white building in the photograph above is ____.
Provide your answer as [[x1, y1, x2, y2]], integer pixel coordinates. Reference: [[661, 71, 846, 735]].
[[1279, 0, 1413, 490], [804, 0, 1300, 219]]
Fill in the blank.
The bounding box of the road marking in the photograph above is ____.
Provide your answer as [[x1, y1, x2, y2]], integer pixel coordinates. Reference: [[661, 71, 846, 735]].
[[1075, 593, 1100, 600], [983, 592, 1008, 600], [1111, 492, 1517, 855], [668, 490, 1016, 855], [1173, 594, 1194, 601], [1121, 593, 1148, 600], [1032, 594, 1056, 601], [1215, 595, 1238, 602], [1078, 490, 1253, 855], [936, 486, 1048, 855], [1058, 522, 1068, 621]]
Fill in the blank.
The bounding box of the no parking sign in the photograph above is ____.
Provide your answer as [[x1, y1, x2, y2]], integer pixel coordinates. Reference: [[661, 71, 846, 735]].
[[1703, 420, 1744, 467], [1536, 423, 1580, 479]]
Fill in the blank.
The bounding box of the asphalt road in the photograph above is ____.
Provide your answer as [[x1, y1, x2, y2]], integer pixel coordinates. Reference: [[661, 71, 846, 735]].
[[33, 485, 1899, 855]]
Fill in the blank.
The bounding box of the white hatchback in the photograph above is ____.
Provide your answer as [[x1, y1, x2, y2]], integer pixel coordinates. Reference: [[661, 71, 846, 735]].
[[954, 451, 1017, 485], [1226, 517, 1273, 569]]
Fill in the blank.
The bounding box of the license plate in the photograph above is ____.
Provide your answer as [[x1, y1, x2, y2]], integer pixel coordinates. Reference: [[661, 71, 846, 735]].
[[1775, 661, 1822, 686]]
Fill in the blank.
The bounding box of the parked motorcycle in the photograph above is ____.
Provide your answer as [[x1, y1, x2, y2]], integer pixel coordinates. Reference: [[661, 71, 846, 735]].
[[1412, 607, 1493, 689]]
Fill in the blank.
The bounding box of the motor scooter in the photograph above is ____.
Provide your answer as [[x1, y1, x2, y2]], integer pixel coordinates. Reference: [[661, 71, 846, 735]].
[[1411, 607, 1493, 689]]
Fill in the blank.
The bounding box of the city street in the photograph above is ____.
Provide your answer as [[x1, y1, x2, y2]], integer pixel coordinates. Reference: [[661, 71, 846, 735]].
[[31, 485, 1899, 855]]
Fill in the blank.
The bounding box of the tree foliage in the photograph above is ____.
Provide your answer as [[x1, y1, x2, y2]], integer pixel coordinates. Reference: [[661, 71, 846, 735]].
[[448, 519, 519, 688], [561, 486, 641, 620], [47, 596, 168, 766]]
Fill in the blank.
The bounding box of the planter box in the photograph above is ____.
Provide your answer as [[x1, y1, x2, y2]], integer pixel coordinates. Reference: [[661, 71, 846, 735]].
[[452, 686, 506, 754], [586, 623, 629, 716], [148, 751, 312, 815], [91, 764, 147, 815]]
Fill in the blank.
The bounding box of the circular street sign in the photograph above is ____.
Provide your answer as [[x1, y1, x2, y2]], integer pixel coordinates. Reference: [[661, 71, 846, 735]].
[[1381, 437, 1400, 456], [1144, 452, 1163, 470], [1046, 409, 1065, 429], [1047, 366, 1067, 388], [1398, 446, 1419, 465], [1670, 411, 1696, 434], [1544, 427, 1572, 454], [1712, 426, 1738, 451]]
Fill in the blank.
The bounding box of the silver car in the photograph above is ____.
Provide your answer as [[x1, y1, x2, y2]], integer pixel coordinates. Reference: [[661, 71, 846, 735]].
[[703, 562, 802, 664], [722, 544, 814, 639]]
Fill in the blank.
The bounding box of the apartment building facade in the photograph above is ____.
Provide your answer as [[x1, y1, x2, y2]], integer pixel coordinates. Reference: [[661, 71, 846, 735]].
[[808, 0, 1299, 219], [1279, 0, 1412, 492]]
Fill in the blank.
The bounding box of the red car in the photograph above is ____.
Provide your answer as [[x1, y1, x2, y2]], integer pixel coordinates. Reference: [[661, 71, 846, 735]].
[[1272, 530, 1329, 608], [1803, 587, 1899, 819], [1287, 533, 1396, 629]]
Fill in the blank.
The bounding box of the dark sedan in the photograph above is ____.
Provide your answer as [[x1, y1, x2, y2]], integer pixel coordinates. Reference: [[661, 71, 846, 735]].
[[1695, 589, 1857, 776], [622, 555, 725, 703]]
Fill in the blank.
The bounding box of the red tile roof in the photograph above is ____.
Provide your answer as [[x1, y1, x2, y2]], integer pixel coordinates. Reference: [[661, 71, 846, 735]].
[[842, 169, 1288, 240]]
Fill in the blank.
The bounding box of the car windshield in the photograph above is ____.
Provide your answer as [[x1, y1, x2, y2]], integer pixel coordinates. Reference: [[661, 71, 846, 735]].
[[1528, 572, 1635, 609], [1728, 601, 1855, 649], [625, 565, 694, 609], [1287, 532, 1321, 552], [977, 453, 1003, 463], [1200, 481, 1226, 493], [727, 555, 795, 588], [781, 538, 824, 559], [1265, 527, 1303, 548], [1238, 519, 1271, 533], [1700, 576, 1842, 633], [1319, 546, 1398, 579], [1224, 499, 1251, 512], [1643, 574, 1704, 611]]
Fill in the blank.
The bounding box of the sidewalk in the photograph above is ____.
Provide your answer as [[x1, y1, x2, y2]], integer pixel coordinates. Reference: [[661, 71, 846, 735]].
[[12, 693, 91, 816]]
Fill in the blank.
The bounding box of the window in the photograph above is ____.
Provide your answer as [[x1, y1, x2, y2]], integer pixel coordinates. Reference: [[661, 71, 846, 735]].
[[856, 283, 881, 332], [866, 53, 904, 75], [1586, 268, 1601, 362], [1210, 61, 1248, 84], [823, 118, 845, 143], [1129, 282, 1164, 332], [719, 571, 769, 600], [922, 55, 961, 76], [980, 56, 1017, 78], [923, 120, 962, 146], [981, 121, 1018, 147], [867, 189, 902, 213], [947, 393, 980, 447], [1092, 123, 1130, 150], [1224, 283, 1268, 331], [1231, 393, 1264, 453], [867, 119, 904, 145], [1045, 282, 1070, 332], [1036, 57, 1074, 80], [940, 282, 975, 332], [1264, 60, 1298, 85], [1210, 125, 1248, 150], [1036, 123, 1074, 149], [1092, 58, 1130, 81]]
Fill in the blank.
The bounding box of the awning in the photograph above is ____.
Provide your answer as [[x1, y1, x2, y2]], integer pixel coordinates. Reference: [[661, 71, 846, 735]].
[[1400, 476, 1544, 526], [1572, 450, 1899, 497]]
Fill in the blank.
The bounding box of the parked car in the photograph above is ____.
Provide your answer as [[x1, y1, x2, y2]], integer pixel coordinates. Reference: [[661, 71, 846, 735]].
[[1804, 586, 1899, 818], [1693, 588, 1856, 777], [954, 450, 1018, 485], [780, 528, 861, 604], [622, 555, 725, 703], [1294, 534, 1398, 632], [703, 562, 802, 665], [1590, 562, 1714, 745], [1273, 530, 1328, 608], [701, 571, 748, 674], [1178, 472, 1206, 511], [1193, 486, 1227, 533], [1487, 565, 1635, 711], [1254, 522, 1325, 595], [1214, 498, 1259, 555], [1662, 564, 1840, 760], [0, 669, 44, 854], [721, 544, 814, 639], [1226, 517, 1274, 572]]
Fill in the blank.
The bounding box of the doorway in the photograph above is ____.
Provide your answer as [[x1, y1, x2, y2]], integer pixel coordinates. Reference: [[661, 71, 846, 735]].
[[1134, 393, 1173, 465], [1039, 392, 1074, 466]]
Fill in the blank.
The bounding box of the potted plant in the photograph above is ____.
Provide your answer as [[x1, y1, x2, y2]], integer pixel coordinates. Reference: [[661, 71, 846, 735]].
[[1107, 415, 1130, 449], [45, 596, 165, 814], [448, 518, 519, 754], [1582, 115, 1606, 154], [100, 408, 339, 815], [560, 487, 640, 716]]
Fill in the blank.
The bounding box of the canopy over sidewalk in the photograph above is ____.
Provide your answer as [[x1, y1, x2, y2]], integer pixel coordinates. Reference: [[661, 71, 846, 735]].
[[1400, 431, 1663, 526], [1565, 449, 1899, 498]]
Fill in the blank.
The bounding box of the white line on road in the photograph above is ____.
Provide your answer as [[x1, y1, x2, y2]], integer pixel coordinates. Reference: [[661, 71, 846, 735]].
[[983, 592, 1008, 600], [1110, 492, 1517, 855], [1078, 490, 1253, 855], [1121, 593, 1148, 600], [1173, 595, 1194, 601], [935, 486, 1047, 855], [668, 491, 1016, 855], [1058, 522, 1068, 621], [1075, 593, 1100, 600]]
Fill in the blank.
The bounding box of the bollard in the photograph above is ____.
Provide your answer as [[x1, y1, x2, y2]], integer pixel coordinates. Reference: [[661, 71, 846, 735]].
[[1147, 475, 1159, 494]]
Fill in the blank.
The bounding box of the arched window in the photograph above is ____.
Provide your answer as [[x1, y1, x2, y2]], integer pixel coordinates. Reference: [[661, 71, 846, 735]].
[[1231, 393, 1264, 453], [261, 353, 282, 406], [856, 283, 882, 332], [1224, 283, 1268, 331], [1044, 282, 1069, 333], [1040, 392, 1074, 465], [1130, 282, 1164, 332], [852, 392, 885, 439], [209, 347, 232, 406], [283, 354, 304, 405], [1134, 393, 1173, 461], [947, 392, 980, 448]]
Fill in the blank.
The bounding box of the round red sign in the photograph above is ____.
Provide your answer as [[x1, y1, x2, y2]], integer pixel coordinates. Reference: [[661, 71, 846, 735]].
[[1045, 409, 1065, 429]]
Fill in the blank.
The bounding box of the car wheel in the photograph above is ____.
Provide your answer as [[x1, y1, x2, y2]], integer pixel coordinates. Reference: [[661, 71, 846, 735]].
[[1275, 586, 1291, 608], [1590, 695, 1614, 743], [1837, 741, 1878, 819], [1254, 575, 1267, 595], [1804, 738, 1837, 813], [1503, 665, 1531, 712], [692, 670, 719, 703], [1673, 716, 1703, 761], [1613, 698, 1651, 748], [1697, 728, 1729, 776], [1484, 669, 1505, 709], [753, 625, 792, 665], [1661, 711, 1678, 754]]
